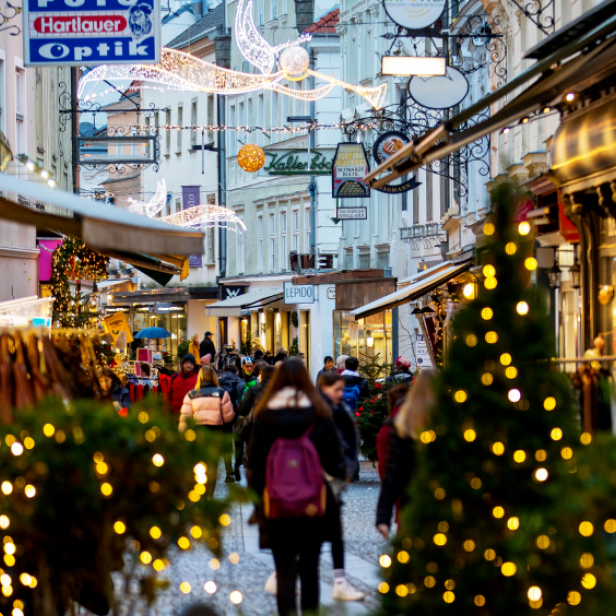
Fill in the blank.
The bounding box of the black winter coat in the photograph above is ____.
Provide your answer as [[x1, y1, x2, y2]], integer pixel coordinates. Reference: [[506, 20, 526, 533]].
[[321, 393, 358, 479], [376, 428, 416, 528], [111, 385, 132, 409], [199, 337, 216, 360], [247, 393, 346, 549], [219, 372, 241, 411], [342, 373, 370, 400]]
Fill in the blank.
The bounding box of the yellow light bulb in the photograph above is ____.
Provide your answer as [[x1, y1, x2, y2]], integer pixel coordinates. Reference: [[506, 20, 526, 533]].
[[492, 442, 505, 455], [501, 562, 517, 576], [484, 277, 498, 290], [518, 221, 531, 236], [543, 397, 556, 411], [179, 582, 191, 594], [500, 353, 512, 366], [481, 372, 494, 385], [483, 223, 495, 236], [178, 537, 191, 550], [550, 428, 563, 441], [516, 301, 529, 315], [465, 334, 478, 347], [483, 265, 496, 278], [149, 526, 162, 540], [524, 257, 538, 271], [536, 535, 550, 549], [152, 454, 164, 467], [379, 554, 392, 568], [485, 331, 498, 343], [579, 521, 594, 537], [605, 519, 616, 533], [219, 514, 231, 526], [454, 390, 467, 403], [433, 533, 447, 546], [114, 521, 126, 534], [527, 586, 542, 601], [463, 429, 476, 442], [492, 506, 505, 519], [513, 450, 526, 463], [505, 242, 517, 255], [507, 517, 520, 530], [481, 307, 493, 320], [140, 551, 152, 564], [463, 283, 476, 299], [534, 468, 548, 482], [508, 389, 521, 403], [463, 540, 475, 552]]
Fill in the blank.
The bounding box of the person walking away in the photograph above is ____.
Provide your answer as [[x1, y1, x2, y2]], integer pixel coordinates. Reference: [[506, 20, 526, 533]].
[[100, 367, 132, 412], [388, 356, 413, 386], [179, 365, 235, 495], [189, 334, 201, 364], [376, 371, 435, 539], [317, 372, 364, 601], [167, 354, 199, 414], [237, 364, 275, 444], [341, 357, 370, 410], [273, 347, 287, 364], [199, 331, 216, 364], [335, 355, 349, 374], [219, 364, 243, 482], [377, 385, 408, 481], [247, 360, 347, 616], [316, 356, 335, 382], [237, 357, 259, 402]]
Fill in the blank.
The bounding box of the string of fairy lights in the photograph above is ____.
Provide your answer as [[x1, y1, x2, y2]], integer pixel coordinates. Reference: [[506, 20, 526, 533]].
[[129, 120, 389, 134]]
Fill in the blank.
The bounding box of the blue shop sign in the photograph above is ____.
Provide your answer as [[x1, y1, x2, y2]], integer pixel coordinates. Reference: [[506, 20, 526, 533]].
[[24, 0, 160, 66]]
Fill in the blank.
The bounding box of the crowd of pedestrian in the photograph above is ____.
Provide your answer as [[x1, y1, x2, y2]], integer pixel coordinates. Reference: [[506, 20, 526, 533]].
[[101, 328, 425, 615]]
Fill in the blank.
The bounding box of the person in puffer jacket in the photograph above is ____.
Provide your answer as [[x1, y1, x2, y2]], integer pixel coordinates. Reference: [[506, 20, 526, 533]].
[[180, 365, 235, 495]]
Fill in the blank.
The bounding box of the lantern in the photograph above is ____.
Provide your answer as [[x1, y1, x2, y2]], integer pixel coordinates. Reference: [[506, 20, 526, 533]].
[[237, 144, 266, 173]]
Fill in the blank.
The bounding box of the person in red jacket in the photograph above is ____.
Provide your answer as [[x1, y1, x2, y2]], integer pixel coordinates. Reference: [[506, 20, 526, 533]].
[[168, 354, 198, 414], [376, 385, 409, 481]]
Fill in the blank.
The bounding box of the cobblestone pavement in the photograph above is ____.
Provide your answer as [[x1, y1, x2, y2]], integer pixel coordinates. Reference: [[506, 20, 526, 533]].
[[136, 461, 384, 616]]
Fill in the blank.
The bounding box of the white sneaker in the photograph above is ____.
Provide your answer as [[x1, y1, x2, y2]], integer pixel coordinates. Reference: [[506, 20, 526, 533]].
[[332, 580, 365, 601], [264, 571, 277, 594]]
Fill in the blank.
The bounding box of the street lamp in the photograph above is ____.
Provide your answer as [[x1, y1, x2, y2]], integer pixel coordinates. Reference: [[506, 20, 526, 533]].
[[548, 249, 561, 288]]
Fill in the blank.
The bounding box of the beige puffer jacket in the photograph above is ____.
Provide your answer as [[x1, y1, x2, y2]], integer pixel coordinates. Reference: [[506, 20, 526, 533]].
[[179, 386, 234, 430]]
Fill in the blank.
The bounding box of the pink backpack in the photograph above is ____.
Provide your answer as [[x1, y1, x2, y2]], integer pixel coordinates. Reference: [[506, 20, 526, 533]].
[[263, 427, 327, 519]]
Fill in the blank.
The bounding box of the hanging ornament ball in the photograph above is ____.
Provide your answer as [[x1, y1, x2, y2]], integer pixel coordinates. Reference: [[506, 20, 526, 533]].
[[237, 144, 266, 173], [280, 46, 310, 76]]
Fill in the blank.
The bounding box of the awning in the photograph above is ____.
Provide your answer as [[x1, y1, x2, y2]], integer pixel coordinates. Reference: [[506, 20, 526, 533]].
[[205, 289, 284, 317], [349, 259, 473, 321], [365, 2, 616, 188], [0, 173, 204, 255]]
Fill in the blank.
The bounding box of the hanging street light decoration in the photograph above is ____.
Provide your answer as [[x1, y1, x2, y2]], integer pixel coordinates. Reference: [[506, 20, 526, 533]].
[[548, 249, 561, 289], [237, 144, 266, 173], [128, 179, 167, 217], [570, 250, 581, 290], [159, 205, 247, 233]]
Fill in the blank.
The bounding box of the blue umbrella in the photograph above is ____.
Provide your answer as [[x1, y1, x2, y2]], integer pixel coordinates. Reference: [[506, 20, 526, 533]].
[[134, 327, 171, 339]]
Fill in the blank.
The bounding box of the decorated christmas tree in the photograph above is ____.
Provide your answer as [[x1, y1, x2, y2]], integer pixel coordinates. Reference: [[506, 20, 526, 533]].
[[380, 184, 616, 615]]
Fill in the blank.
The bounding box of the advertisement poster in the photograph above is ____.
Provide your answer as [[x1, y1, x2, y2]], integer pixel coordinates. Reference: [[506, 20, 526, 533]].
[[104, 312, 133, 345]]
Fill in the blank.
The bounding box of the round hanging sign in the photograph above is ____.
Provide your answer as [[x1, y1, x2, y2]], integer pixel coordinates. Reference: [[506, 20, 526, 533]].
[[372, 131, 420, 194], [383, 0, 446, 31], [407, 67, 469, 110]]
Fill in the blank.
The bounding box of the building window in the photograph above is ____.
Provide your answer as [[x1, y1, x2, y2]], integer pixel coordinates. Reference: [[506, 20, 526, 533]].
[[229, 105, 236, 156], [282, 0, 287, 14], [358, 252, 370, 269], [207, 95, 215, 143], [190, 99, 198, 146], [15, 66, 25, 154], [270, 212, 275, 272], [165, 109, 171, 153], [280, 211, 287, 270], [176, 104, 183, 153], [258, 0, 264, 26], [258, 214, 264, 273], [206, 227, 215, 264], [258, 94, 264, 146], [344, 249, 353, 270], [293, 210, 299, 252], [175, 198, 181, 214], [237, 222, 245, 274], [271, 0, 277, 20], [271, 91, 278, 142]]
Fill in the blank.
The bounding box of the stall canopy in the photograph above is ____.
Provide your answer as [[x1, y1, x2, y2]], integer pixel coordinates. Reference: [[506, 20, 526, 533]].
[[364, 0, 616, 188], [205, 289, 284, 317], [0, 173, 204, 256], [349, 258, 473, 321]]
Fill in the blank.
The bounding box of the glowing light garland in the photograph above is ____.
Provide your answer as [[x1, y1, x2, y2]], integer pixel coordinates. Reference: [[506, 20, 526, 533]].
[[159, 204, 246, 233], [128, 179, 167, 217]]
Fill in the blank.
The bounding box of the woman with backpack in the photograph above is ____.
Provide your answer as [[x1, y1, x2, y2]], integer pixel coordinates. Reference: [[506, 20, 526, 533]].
[[180, 365, 235, 495], [247, 360, 347, 616]]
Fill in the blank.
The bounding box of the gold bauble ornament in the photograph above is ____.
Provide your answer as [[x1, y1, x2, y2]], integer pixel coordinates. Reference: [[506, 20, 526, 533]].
[[237, 144, 266, 173]]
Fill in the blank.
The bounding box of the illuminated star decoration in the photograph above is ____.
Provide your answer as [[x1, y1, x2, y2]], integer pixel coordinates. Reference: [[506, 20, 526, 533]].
[[78, 1, 387, 109]]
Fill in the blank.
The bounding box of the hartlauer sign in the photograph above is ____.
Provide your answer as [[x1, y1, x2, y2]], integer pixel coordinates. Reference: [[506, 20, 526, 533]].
[[24, 0, 161, 66]]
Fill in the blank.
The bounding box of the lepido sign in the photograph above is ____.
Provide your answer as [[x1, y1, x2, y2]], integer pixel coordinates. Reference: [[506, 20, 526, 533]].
[[383, 0, 445, 30], [24, 0, 160, 66], [284, 282, 315, 305]]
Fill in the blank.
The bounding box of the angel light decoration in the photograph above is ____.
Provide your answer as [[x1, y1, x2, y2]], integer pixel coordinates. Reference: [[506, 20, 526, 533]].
[[78, 0, 387, 109]]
